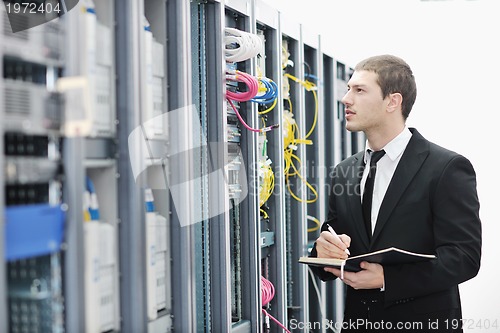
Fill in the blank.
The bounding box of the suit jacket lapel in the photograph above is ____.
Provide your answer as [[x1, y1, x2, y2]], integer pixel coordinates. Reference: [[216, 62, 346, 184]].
[[371, 129, 430, 245], [346, 153, 370, 249]]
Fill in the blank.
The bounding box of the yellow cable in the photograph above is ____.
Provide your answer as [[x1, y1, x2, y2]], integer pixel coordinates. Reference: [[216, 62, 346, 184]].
[[260, 208, 269, 219], [282, 72, 320, 203], [258, 118, 274, 207], [258, 98, 277, 115], [304, 89, 318, 140], [307, 215, 321, 233], [259, 162, 275, 207], [284, 73, 318, 140], [285, 153, 318, 204]]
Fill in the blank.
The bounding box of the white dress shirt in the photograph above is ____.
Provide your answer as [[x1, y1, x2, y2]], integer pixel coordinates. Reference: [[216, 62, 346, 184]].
[[361, 127, 413, 234]]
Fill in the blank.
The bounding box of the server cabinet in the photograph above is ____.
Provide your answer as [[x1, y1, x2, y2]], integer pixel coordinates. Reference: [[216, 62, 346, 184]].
[[300, 27, 328, 331], [194, 1, 235, 332], [2, 3, 66, 332], [115, 0, 149, 331], [322, 50, 346, 329], [142, 1, 172, 332], [255, 1, 287, 332], [62, 1, 121, 332], [280, 16, 309, 331], [0, 14, 6, 329], [224, 1, 262, 332]]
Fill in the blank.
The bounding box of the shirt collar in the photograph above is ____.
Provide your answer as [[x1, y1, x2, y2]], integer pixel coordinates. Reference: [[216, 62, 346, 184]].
[[364, 126, 412, 163]]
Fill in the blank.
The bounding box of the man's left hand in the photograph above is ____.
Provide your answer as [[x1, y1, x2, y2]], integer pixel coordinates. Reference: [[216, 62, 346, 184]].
[[324, 262, 384, 290]]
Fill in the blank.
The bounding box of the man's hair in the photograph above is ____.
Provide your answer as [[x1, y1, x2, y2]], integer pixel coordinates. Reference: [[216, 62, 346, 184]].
[[355, 55, 417, 119]]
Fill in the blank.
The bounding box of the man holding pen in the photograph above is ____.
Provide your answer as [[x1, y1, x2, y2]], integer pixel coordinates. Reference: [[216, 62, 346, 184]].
[[310, 55, 481, 332]]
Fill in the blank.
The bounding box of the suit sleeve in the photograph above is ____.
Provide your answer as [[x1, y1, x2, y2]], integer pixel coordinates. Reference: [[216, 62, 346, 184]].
[[309, 223, 337, 281], [309, 170, 340, 281], [383, 155, 482, 304]]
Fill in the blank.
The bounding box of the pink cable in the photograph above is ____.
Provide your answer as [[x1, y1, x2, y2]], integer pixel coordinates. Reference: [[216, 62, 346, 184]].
[[261, 276, 275, 306], [261, 277, 291, 333], [227, 98, 279, 133], [226, 71, 259, 102]]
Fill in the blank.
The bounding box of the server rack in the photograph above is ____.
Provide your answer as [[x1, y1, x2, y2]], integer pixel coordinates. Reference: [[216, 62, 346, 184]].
[[299, 27, 328, 331], [62, 1, 121, 332], [224, 1, 262, 332], [2, 2, 66, 332], [115, 0, 149, 331], [321, 50, 335, 328], [254, 1, 287, 332], [143, 0, 172, 332], [202, 1, 234, 332], [0, 17, 6, 329], [190, 1, 212, 331], [280, 15, 309, 331]]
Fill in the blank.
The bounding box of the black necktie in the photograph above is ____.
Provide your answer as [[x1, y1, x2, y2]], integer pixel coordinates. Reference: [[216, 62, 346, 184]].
[[362, 149, 386, 239]]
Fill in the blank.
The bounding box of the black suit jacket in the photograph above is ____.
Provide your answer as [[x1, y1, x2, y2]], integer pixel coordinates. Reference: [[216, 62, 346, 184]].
[[311, 128, 481, 325]]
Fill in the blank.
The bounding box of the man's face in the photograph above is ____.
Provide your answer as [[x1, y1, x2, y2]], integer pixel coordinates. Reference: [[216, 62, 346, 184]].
[[341, 70, 389, 133]]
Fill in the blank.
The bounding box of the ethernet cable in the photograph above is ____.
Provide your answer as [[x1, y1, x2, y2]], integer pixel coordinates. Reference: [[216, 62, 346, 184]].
[[285, 151, 318, 204], [284, 73, 318, 140], [261, 276, 291, 333], [227, 98, 278, 133], [281, 71, 320, 203], [283, 104, 317, 203], [226, 70, 259, 102], [251, 77, 278, 105], [307, 267, 336, 332], [259, 159, 275, 207], [258, 98, 277, 115], [307, 215, 321, 233], [225, 27, 263, 63], [258, 121, 275, 207], [85, 176, 100, 221]]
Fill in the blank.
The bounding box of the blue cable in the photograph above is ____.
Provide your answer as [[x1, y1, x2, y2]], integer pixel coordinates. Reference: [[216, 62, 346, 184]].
[[251, 78, 278, 104], [86, 177, 100, 221]]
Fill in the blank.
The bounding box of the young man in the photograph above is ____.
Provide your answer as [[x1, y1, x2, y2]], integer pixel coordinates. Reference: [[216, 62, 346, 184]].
[[310, 55, 481, 332]]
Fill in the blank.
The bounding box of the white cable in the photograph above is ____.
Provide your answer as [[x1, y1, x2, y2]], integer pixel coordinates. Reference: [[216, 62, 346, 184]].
[[307, 267, 338, 332], [225, 27, 263, 62]]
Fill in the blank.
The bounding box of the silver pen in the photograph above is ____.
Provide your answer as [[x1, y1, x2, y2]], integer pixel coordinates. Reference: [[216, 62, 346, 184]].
[[327, 223, 350, 255]]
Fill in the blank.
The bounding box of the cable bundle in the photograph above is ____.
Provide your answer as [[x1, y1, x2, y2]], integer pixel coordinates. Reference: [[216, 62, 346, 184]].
[[226, 70, 259, 102], [251, 77, 278, 105], [224, 29, 279, 133], [282, 72, 319, 205], [261, 276, 275, 306], [225, 27, 263, 63], [259, 159, 274, 207], [261, 276, 291, 333]]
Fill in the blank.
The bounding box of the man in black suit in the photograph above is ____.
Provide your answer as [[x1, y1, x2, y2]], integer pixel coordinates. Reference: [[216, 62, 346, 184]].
[[311, 55, 481, 332]]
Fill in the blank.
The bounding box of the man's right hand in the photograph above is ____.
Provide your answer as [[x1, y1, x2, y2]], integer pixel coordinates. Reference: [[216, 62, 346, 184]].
[[315, 231, 351, 260]]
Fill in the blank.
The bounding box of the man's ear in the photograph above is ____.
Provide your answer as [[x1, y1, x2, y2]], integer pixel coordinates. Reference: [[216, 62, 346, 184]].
[[386, 93, 403, 114]]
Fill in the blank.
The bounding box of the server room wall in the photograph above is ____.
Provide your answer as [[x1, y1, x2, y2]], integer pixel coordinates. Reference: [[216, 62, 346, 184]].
[[2, 0, 496, 332]]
